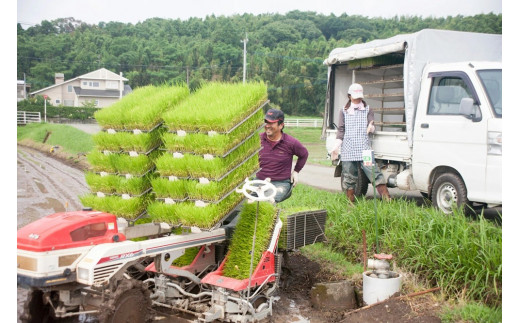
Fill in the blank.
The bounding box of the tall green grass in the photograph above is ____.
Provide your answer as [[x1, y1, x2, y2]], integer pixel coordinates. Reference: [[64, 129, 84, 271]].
[[162, 82, 267, 132], [439, 301, 502, 323], [17, 123, 94, 155], [222, 201, 278, 279], [278, 185, 502, 307]]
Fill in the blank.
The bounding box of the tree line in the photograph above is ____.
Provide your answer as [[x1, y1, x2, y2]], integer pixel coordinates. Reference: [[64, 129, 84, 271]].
[[17, 11, 501, 116]]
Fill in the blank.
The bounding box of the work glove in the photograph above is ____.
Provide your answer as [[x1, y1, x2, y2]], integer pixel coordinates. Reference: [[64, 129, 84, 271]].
[[291, 171, 299, 187], [330, 139, 342, 161], [367, 120, 375, 134]]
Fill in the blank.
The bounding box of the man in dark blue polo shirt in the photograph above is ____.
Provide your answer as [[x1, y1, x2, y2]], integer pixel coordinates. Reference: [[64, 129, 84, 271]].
[[256, 108, 309, 202]]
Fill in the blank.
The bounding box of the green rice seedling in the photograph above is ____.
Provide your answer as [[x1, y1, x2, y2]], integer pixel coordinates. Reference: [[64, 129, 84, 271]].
[[222, 201, 277, 279], [154, 153, 190, 178], [85, 172, 121, 194], [162, 82, 267, 132], [185, 134, 261, 179], [86, 150, 118, 173], [79, 194, 114, 214], [94, 85, 188, 130], [117, 128, 165, 153], [172, 247, 201, 267], [125, 85, 189, 130], [147, 201, 182, 224], [175, 192, 244, 228], [161, 132, 189, 153], [109, 194, 152, 219], [80, 194, 151, 219], [150, 177, 187, 200], [114, 150, 161, 175], [162, 108, 264, 156], [117, 174, 154, 195], [94, 85, 160, 129], [185, 154, 259, 201], [92, 131, 122, 152], [147, 192, 244, 228]]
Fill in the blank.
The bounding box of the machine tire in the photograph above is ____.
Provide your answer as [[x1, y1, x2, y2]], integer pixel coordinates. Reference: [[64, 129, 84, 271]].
[[431, 173, 468, 214], [20, 290, 57, 323], [340, 162, 369, 197], [99, 279, 152, 323]]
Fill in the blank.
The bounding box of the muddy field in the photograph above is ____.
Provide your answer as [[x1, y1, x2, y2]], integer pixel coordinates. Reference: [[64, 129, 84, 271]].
[[16, 144, 442, 322]]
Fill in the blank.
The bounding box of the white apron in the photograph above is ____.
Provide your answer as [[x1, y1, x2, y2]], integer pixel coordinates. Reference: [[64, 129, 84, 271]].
[[340, 106, 371, 161]]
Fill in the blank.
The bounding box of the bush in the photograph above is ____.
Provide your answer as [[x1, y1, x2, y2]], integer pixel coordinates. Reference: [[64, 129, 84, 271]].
[[17, 96, 101, 120]]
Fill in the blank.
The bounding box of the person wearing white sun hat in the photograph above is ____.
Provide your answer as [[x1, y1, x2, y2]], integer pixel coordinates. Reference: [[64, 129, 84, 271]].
[[330, 83, 391, 203]]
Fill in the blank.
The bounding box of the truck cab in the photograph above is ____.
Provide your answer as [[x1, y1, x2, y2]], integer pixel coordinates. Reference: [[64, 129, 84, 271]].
[[412, 61, 502, 212]]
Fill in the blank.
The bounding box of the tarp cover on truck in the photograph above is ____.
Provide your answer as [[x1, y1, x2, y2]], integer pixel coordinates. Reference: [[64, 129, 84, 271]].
[[323, 29, 502, 146]]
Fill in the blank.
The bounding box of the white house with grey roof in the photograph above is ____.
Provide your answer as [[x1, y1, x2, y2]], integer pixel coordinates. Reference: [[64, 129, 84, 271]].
[[30, 68, 132, 108]]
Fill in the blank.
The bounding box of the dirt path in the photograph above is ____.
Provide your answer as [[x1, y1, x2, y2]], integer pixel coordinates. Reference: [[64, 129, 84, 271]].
[[17, 146, 91, 322], [16, 144, 442, 323]]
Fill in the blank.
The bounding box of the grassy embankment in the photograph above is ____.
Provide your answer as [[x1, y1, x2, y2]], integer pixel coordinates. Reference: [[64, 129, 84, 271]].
[[17, 123, 94, 169], [17, 123, 501, 322], [17, 123, 94, 154]]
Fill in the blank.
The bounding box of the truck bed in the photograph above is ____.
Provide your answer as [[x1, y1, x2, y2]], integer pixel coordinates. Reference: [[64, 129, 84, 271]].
[[371, 131, 411, 162]]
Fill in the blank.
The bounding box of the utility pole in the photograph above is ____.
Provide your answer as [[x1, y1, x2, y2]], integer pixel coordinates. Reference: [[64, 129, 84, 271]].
[[186, 67, 190, 87], [23, 73, 27, 99], [241, 33, 248, 84]]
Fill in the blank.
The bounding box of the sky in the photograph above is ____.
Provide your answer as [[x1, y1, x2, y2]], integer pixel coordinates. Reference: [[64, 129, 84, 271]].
[[17, 0, 502, 28]]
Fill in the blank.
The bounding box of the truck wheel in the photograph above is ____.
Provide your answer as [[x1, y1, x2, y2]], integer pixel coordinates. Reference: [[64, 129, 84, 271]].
[[431, 173, 468, 214], [341, 163, 369, 197], [99, 279, 152, 323]]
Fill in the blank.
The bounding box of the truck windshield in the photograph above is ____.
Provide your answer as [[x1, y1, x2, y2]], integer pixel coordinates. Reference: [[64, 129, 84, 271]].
[[477, 69, 502, 118]]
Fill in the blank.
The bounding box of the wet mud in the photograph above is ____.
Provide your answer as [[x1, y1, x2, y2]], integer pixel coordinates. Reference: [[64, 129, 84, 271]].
[[17, 146, 90, 322]]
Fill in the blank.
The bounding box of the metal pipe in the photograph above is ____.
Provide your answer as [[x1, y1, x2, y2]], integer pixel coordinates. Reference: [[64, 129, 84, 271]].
[[166, 282, 213, 299]]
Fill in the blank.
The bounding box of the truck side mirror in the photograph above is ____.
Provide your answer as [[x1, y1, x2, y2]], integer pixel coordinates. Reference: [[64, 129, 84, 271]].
[[459, 98, 482, 122]]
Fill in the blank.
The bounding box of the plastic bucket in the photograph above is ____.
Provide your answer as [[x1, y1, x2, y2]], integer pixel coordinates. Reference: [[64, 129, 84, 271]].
[[362, 271, 402, 305]]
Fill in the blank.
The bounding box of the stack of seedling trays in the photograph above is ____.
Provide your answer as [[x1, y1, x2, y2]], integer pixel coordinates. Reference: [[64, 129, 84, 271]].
[[147, 82, 269, 230], [81, 84, 190, 221]]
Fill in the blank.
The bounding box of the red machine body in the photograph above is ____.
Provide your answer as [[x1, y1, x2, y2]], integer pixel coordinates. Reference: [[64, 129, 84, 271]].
[[201, 250, 277, 292], [17, 211, 125, 253]]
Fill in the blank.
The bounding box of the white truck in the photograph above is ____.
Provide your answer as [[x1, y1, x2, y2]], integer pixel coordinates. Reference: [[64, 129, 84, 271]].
[[323, 29, 502, 213]]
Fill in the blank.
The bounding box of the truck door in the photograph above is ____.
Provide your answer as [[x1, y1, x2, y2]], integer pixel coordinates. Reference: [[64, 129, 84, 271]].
[[413, 71, 487, 205]]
